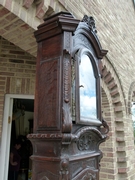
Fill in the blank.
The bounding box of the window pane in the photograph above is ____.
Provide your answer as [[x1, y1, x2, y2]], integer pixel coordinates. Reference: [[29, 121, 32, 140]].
[[79, 54, 97, 120]]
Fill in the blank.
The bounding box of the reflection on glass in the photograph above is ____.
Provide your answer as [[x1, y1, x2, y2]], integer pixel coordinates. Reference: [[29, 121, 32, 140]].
[[131, 102, 135, 143], [79, 54, 97, 120]]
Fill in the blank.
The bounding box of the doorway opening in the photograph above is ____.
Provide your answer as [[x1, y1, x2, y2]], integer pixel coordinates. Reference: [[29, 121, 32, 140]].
[[8, 98, 34, 180], [0, 94, 34, 180]]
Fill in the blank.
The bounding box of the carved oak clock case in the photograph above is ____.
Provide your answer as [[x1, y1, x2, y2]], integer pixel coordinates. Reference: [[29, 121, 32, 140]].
[[28, 12, 109, 180]]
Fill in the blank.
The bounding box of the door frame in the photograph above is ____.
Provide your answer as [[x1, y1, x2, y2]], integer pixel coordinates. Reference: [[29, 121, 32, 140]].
[[0, 94, 34, 180]]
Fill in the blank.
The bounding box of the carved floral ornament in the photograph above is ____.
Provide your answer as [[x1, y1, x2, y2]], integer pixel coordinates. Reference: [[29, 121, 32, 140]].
[[77, 133, 97, 151]]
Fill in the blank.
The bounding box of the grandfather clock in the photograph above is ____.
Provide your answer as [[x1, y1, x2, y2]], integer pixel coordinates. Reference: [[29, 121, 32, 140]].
[[28, 12, 109, 180]]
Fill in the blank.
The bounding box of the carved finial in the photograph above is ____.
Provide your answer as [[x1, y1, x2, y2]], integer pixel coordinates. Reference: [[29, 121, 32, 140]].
[[82, 15, 97, 33]]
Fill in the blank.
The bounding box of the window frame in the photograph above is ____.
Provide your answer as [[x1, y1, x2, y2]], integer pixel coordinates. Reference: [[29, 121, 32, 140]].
[[74, 48, 102, 126]]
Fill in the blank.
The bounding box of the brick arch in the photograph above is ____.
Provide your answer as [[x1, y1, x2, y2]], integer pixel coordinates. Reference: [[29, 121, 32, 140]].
[[101, 56, 127, 178], [100, 84, 116, 180], [0, 0, 68, 57], [23, 0, 67, 19]]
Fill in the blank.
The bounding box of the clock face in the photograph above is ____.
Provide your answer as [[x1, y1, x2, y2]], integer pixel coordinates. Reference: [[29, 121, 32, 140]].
[[79, 54, 97, 121]]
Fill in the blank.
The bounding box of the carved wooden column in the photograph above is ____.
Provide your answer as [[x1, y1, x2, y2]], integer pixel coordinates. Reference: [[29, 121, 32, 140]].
[[28, 12, 109, 180]]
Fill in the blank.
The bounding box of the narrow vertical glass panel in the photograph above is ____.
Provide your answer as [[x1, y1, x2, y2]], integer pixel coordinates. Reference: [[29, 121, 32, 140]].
[[131, 102, 135, 143], [79, 54, 97, 120]]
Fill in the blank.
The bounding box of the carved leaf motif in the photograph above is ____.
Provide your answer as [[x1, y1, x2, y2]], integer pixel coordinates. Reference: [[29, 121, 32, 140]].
[[63, 51, 70, 103], [71, 59, 76, 122]]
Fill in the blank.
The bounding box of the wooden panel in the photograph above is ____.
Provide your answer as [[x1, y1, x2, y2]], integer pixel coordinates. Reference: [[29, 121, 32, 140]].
[[37, 57, 60, 130], [42, 35, 62, 59]]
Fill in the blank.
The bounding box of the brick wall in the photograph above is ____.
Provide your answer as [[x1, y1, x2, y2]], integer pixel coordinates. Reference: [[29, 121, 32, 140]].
[[0, 36, 36, 135]]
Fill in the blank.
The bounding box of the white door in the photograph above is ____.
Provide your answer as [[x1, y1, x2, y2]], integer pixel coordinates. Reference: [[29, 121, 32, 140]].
[[0, 94, 34, 180]]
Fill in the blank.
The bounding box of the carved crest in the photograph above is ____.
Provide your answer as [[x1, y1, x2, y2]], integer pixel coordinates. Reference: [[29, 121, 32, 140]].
[[82, 15, 97, 33]]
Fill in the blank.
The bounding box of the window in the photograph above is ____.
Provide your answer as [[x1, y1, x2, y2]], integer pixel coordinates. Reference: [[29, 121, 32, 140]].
[[74, 48, 102, 126]]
